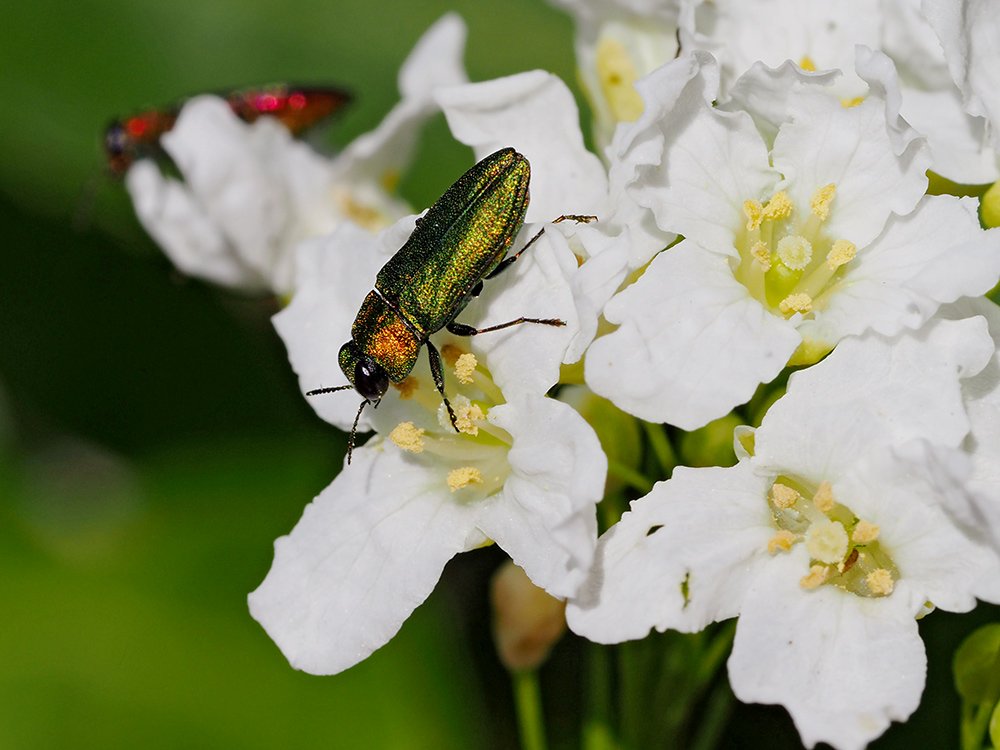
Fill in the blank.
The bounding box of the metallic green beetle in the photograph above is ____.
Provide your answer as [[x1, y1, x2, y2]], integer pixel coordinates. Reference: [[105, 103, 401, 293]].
[[308, 147, 571, 461]]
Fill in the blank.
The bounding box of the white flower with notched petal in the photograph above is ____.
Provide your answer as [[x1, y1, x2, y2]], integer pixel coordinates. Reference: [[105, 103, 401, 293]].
[[585, 52, 1000, 429], [569, 316, 1000, 750], [250, 213, 606, 675], [125, 14, 467, 295]]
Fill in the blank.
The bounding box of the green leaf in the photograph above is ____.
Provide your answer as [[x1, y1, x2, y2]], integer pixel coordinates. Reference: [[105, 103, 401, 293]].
[[954, 624, 1000, 704]]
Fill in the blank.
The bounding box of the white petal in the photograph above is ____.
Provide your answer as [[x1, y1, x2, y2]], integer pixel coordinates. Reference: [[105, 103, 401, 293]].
[[806, 196, 1000, 342], [476, 395, 605, 598], [624, 53, 777, 256], [923, 0, 1000, 151], [729, 550, 926, 750], [332, 14, 468, 187], [248, 444, 480, 675], [459, 226, 582, 395], [437, 71, 608, 222], [161, 97, 337, 293], [585, 241, 801, 429], [125, 161, 264, 290], [567, 462, 774, 643], [272, 220, 407, 430], [755, 315, 993, 479], [772, 92, 930, 251]]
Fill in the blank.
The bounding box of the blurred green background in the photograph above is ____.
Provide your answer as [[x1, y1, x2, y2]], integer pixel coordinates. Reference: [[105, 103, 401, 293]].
[[1, 1, 996, 748]]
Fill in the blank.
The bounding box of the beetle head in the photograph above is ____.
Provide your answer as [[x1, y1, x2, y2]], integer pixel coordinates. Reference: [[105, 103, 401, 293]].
[[339, 340, 389, 401]]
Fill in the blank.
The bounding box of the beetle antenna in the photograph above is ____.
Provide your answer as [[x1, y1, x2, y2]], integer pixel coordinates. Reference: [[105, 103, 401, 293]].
[[306, 384, 353, 396], [346, 399, 368, 465]]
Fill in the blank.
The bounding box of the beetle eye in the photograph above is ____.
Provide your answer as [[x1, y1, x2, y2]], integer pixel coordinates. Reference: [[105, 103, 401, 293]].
[[354, 357, 389, 401], [104, 124, 127, 156]]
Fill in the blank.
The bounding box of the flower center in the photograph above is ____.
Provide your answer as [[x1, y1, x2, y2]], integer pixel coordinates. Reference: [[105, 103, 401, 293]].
[[595, 35, 644, 122], [388, 343, 511, 499], [732, 185, 857, 320], [765, 476, 898, 598]]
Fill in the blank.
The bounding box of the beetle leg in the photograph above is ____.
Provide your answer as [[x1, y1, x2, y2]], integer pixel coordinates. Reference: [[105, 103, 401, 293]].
[[447, 317, 566, 336], [426, 340, 459, 432], [486, 228, 546, 279], [470, 280, 484, 297], [551, 214, 598, 224]]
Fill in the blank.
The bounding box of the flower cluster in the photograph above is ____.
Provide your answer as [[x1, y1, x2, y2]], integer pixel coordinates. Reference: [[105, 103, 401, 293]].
[[120, 4, 1000, 749]]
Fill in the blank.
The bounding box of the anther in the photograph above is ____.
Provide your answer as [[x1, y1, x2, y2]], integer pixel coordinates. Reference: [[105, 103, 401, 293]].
[[779, 293, 813, 315], [448, 466, 483, 491], [852, 520, 880, 544], [768, 530, 797, 555], [799, 56, 817, 72], [810, 184, 837, 220], [392, 376, 420, 399], [771, 483, 800, 509], [454, 352, 478, 385], [390, 421, 426, 453], [866, 568, 894, 596], [825, 239, 856, 270], [812, 481, 834, 513], [763, 191, 793, 220], [751, 240, 772, 270], [743, 199, 765, 231], [800, 564, 830, 589]]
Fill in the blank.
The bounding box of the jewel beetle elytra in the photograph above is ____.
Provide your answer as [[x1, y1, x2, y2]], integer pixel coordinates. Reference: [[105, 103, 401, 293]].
[[307, 147, 586, 462]]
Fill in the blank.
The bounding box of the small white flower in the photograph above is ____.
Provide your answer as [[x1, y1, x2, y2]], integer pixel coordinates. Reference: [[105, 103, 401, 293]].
[[569, 316, 1000, 750], [253, 180, 609, 673], [546, 0, 681, 151], [585, 53, 1000, 429], [125, 14, 468, 295]]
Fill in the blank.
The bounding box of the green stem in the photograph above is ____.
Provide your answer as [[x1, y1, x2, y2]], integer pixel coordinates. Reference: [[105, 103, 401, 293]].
[[583, 644, 618, 750], [607, 458, 654, 495], [688, 679, 734, 750], [513, 669, 548, 750], [642, 421, 676, 478], [960, 699, 994, 750]]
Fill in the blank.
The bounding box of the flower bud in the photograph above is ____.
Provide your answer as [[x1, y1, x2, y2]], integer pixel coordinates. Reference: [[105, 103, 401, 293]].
[[491, 561, 566, 672]]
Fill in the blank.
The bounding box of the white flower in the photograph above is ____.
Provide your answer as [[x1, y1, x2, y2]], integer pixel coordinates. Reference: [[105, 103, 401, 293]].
[[253, 198, 607, 674], [125, 14, 467, 295], [568, 316, 1000, 750], [584, 53, 1000, 429], [546, 0, 681, 151]]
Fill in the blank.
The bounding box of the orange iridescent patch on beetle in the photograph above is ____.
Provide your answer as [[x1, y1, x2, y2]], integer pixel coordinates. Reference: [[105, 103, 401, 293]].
[[351, 291, 422, 382]]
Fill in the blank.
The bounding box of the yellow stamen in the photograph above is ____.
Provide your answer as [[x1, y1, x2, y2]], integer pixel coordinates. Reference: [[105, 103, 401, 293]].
[[776, 235, 813, 270], [853, 520, 881, 544], [454, 399, 485, 436], [390, 421, 426, 453], [392, 376, 419, 399], [751, 240, 772, 270], [805, 520, 849, 564], [800, 564, 829, 589], [799, 55, 817, 72], [454, 352, 478, 385], [448, 466, 483, 491], [763, 191, 793, 221], [810, 184, 837, 220], [596, 36, 644, 122], [841, 96, 865, 108], [380, 169, 400, 192], [771, 483, 800, 509], [333, 188, 384, 232], [743, 199, 765, 231], [866, 568, 894, 596], [812, 481, 834, 513], [779, 293, 813, 315], [826, 239, 856, 270], [767, 530, 797, 555]]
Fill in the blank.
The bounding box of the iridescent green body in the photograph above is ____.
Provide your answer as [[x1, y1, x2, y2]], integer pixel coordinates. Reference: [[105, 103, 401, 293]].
[[340, 147, 531, 387]]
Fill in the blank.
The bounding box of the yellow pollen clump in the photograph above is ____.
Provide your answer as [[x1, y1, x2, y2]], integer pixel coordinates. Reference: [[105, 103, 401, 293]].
[[743, 199, 765, 231], [810, 183, 837, 220], [751, 241, 772, 270], [448, 466, 483, 492], [767, 530, 797, 555], [771, 482, 800, 509], [380, 169, 401, 192], [441, 343, 465, 367], [805, 520, 849, 564], [454, 352, 478, 385], [763, 191, 793, 221], [826, 239, 857, 269], [776, 235, 813, 270], [596, 36, 644, 122], [798, 55, 817, 72], [800, 564, 829, 589], [454, 400, 485, 436], [853, 520, 881, 544], [779, 293, 813, 315], [392, 376, 419, 399], [390, 421, 426, 453], [334, 189, 384, 231], [841, 96, 865, 108], [812, 481, 835, 513], [866, 568, 894, 596]]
